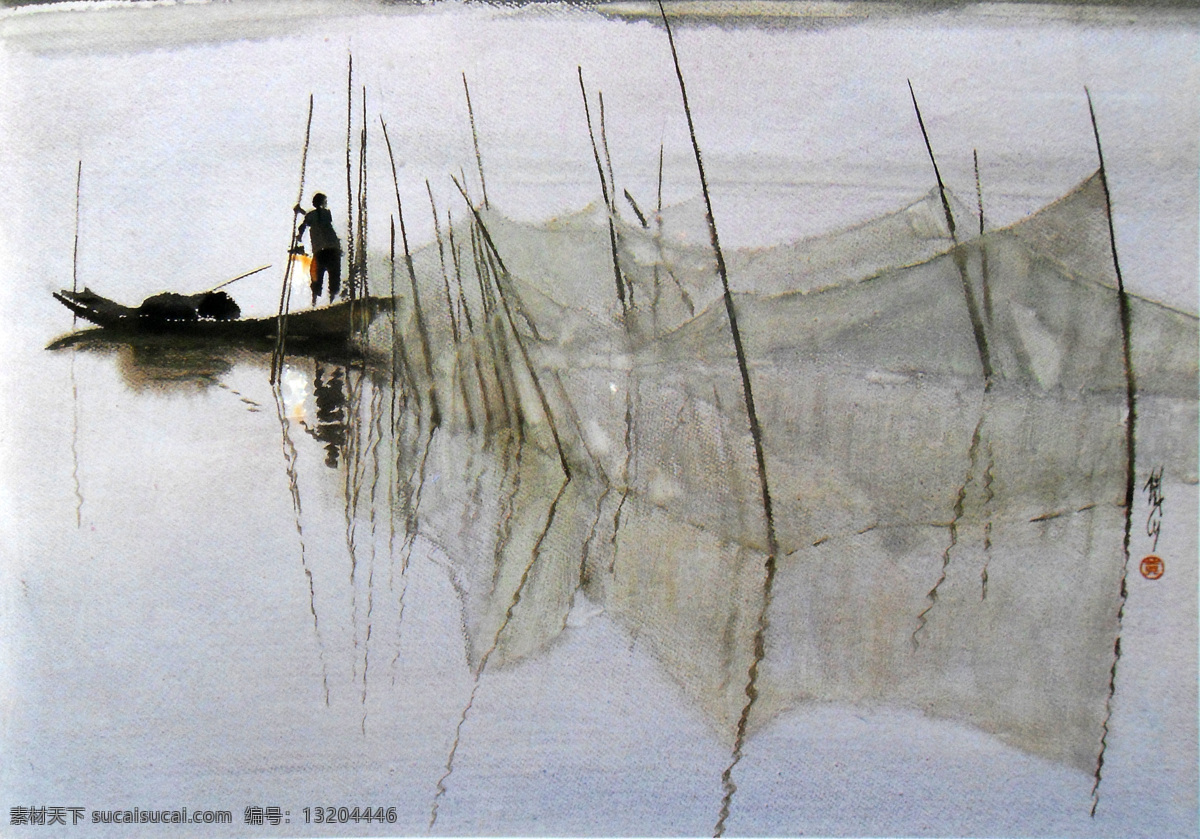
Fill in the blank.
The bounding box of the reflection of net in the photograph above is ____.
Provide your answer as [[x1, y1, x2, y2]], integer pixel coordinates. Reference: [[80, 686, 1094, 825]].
[[394, 173, 1197, 775]]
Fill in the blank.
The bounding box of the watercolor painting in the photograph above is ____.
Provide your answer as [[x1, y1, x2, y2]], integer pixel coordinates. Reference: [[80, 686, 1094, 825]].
[[1, 1, 1196, 836]]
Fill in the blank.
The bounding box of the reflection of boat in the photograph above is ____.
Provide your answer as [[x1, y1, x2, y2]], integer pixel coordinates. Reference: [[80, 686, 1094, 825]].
[[52, 287, 394, 343]]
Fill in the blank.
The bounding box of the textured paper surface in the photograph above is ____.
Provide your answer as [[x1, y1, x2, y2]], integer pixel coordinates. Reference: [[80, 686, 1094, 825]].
[[1, 1, 1196, 836]]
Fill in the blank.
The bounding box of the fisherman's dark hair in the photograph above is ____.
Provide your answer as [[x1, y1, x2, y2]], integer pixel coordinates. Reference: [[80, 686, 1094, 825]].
[[312, 192, 327, 207]]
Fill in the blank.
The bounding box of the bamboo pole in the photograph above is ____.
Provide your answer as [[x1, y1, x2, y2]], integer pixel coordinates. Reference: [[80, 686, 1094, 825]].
[[1086, 85, 1137, 820], [357, 85, 369, 302], [453, 175, 569, 478], [908, 80, 993, 387], [468, 215, 514, 429], [345, 53, 356, 299], [624, 188, 648, 229], [381, 117, 441, 427], [656, 5, 777, 835], [974, 149, 993, 324], [477, 224, 523, 433], [450, 210, 495, 431], [389, 214, 418, 408], [599, 90, 617, 215], [71, 160, 82, 327], [463, 73, 489, 210], [271, 94, 315, 385], [72, 161, 82, 294], [429, 182, 476, 432], [428, 180, 461, 345], [205, 264, 272, 294], [578, 67, 627, 309]]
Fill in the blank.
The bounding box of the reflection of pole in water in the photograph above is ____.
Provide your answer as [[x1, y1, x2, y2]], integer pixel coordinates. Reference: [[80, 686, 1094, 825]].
[[390, 410, 438, 684], [980, 440, 995, 599], [488, 436, 524, 597], [569, 476, 610, 624], [430, 473, 571, 829], [70, 351, 84, 529], [361, 375, 387, 735], [912, 410, 986, 648], [608, 368, 636, 572], [344, 363, 371, 684], [271, 375, 330, 706]]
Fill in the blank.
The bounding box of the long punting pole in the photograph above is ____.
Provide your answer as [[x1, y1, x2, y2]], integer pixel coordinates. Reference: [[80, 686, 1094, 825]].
[[72, 160, 82, 326], [1086, 86, 1137, 819], [656, 6, 778, 835], [72, 161, 82, 294], [206, 264, 272, 294], [908, 80, 993, 387], [271, 94, 315, 385]]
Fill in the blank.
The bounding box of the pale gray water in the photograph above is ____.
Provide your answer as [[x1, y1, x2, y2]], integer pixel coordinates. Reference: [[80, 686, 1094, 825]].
[[0, 2, 1197, 837]]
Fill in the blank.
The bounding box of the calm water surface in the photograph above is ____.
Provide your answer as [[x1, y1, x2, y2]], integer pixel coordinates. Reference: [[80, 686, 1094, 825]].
[[1, 2, 1197, 836]]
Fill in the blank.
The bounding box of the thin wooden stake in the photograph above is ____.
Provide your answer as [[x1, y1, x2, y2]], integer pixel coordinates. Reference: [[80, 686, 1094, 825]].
[[381, 116, 441, 427], [357, 85, 370, 301], [599, 90, 617, 214], [455, 176, 569, 477], [345, 53, 356, 300], [463, 73, 489, 210], [908, 80, 993, 386], [657, 5, 777, 835], [72, 160, 82, 295], [578, 67, 627, 309], [428, 180, 461, 345], [71, 160, 82, 327], [974, 149, 993, 323], [450, 210, 494, 430], [1086, 85, 1137, 820], [390, 214, 418, 406]]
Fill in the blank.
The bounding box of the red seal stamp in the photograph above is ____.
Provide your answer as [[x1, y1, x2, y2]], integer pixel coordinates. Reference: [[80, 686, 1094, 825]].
[[1140, 555, 1164, 580]]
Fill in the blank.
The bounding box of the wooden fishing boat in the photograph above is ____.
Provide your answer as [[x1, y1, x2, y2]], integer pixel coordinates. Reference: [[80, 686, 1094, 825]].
[[53, 287, 395, 342]]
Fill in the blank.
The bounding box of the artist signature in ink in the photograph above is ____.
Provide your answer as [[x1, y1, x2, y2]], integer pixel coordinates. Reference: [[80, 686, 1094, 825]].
[[1143, 465, 1164, 552], [1140, 466, 1165, 580]]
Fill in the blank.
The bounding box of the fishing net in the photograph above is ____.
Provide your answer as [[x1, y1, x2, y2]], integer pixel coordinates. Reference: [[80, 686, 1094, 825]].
[[378, 172, 1197, 775]]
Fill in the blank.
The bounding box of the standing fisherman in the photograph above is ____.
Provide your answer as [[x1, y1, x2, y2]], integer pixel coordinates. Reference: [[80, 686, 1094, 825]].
[[294, 192, 343, 306]]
